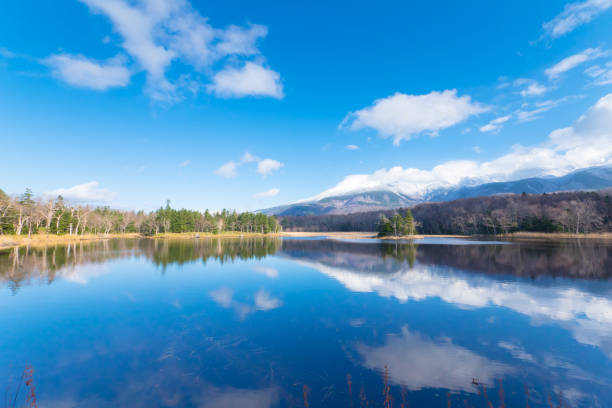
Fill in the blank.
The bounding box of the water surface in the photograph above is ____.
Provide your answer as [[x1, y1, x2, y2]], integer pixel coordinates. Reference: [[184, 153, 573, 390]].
[[1, 237, 611, 407]]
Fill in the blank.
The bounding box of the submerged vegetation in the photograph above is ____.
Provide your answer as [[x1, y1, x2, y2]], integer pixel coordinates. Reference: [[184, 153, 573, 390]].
[[0, 188, 280, 238]]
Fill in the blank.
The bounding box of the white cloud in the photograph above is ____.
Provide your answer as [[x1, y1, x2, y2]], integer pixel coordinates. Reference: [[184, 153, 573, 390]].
[[45, 181, 117, 202], [342, 90, 488, 145], [254, 188, 280, 199], [543, 0, 612, 38], [520, 82, 549, 97], [345, 144, 360, 150], [44, 54, 130, 90], [257, 159, 284, 176], [209, 287, 281, 319], [479, 114, 512, 133], [178, 159, 191, 167], [303, 259, 612, 357], [199, 387, 278, 408], [241, 152, 258, 163], [207, 62, 284, 99], [215, 154, 283, 178], [309, 92, 612, 201], [545, 48, 605, 79], [254, 289, 282, 311], [215, 160, 238, 178], [253, 266, 278, 278], [77, 0, 280, 101], [209, 287, 233, 308], [356, 327, 512, 391], [472, 146, 482, 153]]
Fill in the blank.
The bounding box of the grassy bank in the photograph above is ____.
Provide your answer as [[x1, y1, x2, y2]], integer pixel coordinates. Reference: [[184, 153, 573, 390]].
[[153, 231, 280, 239], [0, 233, 142, 250], [0, 231, 284, 250], [504, 231, 612, 240]]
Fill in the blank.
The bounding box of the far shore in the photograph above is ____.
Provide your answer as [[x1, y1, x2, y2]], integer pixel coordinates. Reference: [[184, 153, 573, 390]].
[[2, 230, 612, 251], [279, 231, 471, 240], [503, 231, 612, 240]]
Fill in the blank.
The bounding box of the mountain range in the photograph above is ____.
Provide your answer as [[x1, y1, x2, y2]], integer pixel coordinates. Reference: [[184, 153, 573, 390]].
[[262, 166, 612, 215]]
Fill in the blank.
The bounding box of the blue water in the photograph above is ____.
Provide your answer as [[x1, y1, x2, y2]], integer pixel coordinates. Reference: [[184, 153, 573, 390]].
[[1, 237, 611, 407]]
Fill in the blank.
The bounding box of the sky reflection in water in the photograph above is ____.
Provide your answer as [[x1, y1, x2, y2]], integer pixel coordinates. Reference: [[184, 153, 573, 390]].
[[1, 237, 611, 407]]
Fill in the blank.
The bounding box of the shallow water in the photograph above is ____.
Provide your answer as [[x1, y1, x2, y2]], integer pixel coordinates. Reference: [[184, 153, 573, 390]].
[[1, 237, 611, 407]]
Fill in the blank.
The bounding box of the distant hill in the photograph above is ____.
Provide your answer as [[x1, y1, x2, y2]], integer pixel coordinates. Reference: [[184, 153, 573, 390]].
[[263, 166, 612, 215], [263, 190, 419, 216]]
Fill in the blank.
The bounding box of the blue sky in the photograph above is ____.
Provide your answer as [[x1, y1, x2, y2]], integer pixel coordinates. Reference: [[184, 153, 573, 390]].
[[1, 0, 612, 211]]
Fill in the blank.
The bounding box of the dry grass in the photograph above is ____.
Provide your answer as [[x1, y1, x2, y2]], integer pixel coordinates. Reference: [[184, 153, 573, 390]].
[[153, 231, 280, 239], [505, 232, 612, 240], [281, 232, 472, 240], [280, 231, 377, 239], [0, 233, 141, 250]]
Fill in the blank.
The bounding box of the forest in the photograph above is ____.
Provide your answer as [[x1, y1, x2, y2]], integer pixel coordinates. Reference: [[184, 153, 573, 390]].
[[279, 190, 612, 234], [0, 188, 280, 236]]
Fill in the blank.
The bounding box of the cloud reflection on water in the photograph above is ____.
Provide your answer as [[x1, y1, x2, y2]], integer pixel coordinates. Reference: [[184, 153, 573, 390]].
[[356, 327, 512, 392]]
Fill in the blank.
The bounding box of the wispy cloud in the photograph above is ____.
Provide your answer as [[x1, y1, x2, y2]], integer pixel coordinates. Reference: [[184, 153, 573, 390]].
[[178, 159, 191, 167], [584, 61, 612, 85], [543, 0, 612, 39], [479, 114, 511, 133], [44, 54, 131, 90], [345, 144, 359, 150], [44, 181, 117, 202], [254, 188, 280, 199], [515, 96, 579, 123], [545, 48, 605, 79], [341, 90, 488, 145]]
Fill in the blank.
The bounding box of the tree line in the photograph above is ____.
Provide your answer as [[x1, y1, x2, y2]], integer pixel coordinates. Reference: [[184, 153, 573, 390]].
[[0, 188, 281, 236], [278, 190, 612, 234]]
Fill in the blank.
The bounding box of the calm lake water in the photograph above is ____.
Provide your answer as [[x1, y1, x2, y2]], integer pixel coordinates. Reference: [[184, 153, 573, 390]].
[[1, 237, 612, 407]]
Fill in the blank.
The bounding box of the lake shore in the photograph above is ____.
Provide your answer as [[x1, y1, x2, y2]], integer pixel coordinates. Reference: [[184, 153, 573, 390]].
[[503, 231, 612, 240], [0, 233, 142, 250], [4, 230, 612, 250], [279, 231, 472, 240]]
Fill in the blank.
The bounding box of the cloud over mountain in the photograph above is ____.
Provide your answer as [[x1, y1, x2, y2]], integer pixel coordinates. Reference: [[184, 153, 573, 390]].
[[312, 92, 612, 200]]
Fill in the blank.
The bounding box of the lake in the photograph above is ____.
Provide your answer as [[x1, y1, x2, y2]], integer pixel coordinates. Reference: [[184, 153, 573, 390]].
[[1, 237, 611, 407]]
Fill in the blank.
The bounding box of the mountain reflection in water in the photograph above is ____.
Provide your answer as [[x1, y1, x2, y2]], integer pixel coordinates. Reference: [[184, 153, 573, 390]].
[[1, 237, 611, 407]]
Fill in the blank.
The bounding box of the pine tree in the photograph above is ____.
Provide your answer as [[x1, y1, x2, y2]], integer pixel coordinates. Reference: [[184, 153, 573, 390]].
[[404, 209, 415, 236]]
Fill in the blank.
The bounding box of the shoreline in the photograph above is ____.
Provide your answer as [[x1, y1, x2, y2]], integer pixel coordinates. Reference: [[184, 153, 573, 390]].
[[0, 233, 142, 251], [3, 230, 612, 251], [503, 232, 612, 240]]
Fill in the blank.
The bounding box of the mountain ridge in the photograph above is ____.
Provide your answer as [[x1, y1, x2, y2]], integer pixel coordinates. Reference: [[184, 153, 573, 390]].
[[262, 165, 612, 216]]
